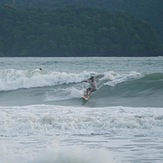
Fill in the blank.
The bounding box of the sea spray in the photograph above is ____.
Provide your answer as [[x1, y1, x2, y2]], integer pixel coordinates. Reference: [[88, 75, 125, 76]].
[[30, 141, 118, 163]]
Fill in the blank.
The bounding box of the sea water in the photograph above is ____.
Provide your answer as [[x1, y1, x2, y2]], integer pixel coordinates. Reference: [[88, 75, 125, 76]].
[[0, 57, 163, 163]]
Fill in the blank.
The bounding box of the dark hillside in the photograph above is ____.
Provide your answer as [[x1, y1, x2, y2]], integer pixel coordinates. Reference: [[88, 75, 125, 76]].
[[1, 0, 162, 39], [0, 6, 162, 57]]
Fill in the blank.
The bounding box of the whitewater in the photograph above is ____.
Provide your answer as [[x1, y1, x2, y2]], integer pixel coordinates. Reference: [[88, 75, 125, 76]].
[[0, 57, 163, 163]]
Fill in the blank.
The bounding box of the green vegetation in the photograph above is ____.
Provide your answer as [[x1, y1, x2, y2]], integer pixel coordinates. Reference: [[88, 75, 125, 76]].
[[1, 0, 163, 40], [0, 6, 162, 57]]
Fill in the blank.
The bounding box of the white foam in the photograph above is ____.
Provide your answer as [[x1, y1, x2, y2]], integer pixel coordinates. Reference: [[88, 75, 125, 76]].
[[0, 69, 93, 91], [0, 141, 14, 163], [0, 68, 143, 91], [30, 141, 117, 163], [0, 140, 118, 163], [103, 71, 142, 86], [0, 105, 163, 163], [45, 87, 83, 101], [70, 87, 83, 98], [1, 105, 163, 137]]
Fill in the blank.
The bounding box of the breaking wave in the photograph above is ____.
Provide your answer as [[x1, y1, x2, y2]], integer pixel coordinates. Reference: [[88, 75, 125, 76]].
[[0, 69, 163, 107]]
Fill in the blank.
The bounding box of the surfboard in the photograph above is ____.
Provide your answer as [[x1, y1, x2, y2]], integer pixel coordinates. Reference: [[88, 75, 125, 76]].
[[81, 95, 89, 101]]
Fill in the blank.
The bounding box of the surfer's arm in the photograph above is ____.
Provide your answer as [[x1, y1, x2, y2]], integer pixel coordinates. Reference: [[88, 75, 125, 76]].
[[81, 80, 89, 83]]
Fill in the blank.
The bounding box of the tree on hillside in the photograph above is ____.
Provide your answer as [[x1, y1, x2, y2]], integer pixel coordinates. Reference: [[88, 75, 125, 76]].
[[0, 6, 162, 57]]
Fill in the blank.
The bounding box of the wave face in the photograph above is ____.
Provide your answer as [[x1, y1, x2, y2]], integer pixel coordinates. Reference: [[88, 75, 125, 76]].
[[1, 69, 163, 107], [95, 72, 163, 107]]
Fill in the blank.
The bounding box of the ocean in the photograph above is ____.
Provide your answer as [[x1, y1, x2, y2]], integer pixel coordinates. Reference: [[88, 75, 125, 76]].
[[0, 57, 163, 163]]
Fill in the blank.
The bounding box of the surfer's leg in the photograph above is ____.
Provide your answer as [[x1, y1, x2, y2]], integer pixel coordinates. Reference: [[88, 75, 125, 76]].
[[86, 88, 91, 96], [88, 91, 91, 96], [88, 88, 96, 96]]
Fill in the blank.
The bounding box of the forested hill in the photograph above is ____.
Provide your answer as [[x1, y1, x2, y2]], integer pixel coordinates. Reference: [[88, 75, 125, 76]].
[[1, 0, 163, 40], [0, 6, 162, 57]]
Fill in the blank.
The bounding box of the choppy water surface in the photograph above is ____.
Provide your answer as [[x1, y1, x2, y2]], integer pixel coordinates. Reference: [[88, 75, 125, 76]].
[[0, 57, 163, 163]]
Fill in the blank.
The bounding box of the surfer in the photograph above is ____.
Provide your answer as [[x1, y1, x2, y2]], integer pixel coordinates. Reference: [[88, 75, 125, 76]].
[[81, 76, 97, 97]]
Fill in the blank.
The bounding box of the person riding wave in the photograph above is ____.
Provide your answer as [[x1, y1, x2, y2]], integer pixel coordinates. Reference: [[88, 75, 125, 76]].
[[81, 76, 97, 97]]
